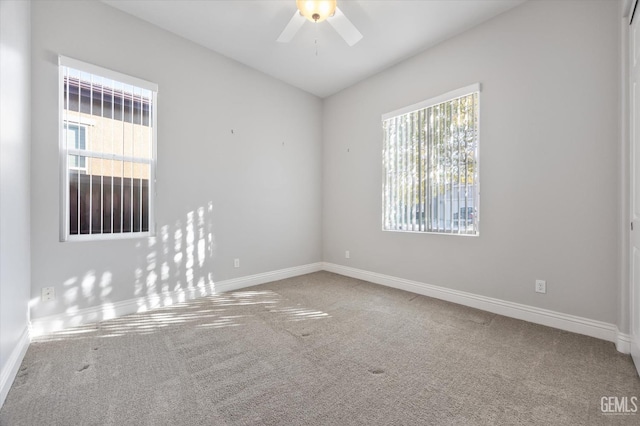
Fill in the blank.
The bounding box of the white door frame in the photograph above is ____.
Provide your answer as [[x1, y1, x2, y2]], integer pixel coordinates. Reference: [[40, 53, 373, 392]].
[[628, 0, 640, 376]]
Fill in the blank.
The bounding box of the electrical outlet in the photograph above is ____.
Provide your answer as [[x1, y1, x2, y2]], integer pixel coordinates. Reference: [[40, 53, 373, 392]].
[[41, 287, 55, 302], [345, 250, 350, 259], [535, 280, 546, 294], [234, 258, 240, 268]]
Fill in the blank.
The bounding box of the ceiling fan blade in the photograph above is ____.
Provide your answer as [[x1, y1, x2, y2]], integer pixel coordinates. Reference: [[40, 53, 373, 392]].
[[327, 7, 363, 47], [277, 11, 306, 43]]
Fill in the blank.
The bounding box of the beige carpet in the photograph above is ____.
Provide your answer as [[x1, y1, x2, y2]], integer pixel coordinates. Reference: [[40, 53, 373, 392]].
[[1, 271, 639, 425]]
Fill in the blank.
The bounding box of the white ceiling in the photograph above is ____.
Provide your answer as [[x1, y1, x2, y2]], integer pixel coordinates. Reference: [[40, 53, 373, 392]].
[[102, 0, 526, 98]]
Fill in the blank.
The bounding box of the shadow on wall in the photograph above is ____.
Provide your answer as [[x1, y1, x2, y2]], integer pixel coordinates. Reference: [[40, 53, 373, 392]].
[[30, 202, 221, 335], [135, 201, 217, 312]]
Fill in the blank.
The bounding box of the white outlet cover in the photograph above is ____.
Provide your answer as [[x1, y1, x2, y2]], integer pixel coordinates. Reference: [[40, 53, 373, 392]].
[[41, 287, 55, 301]]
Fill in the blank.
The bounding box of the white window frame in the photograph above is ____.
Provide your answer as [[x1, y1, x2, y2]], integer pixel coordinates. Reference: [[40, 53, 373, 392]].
[[381, 83, 480, 236], [58, 56, 158, 242]]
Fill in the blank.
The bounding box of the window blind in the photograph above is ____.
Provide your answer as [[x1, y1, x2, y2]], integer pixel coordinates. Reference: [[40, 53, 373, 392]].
[[59, 56, 157, 241], [382, 84, 479, 235]]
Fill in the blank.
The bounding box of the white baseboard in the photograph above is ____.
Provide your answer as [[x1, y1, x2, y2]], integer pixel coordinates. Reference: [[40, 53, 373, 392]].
[[323, 262, 630, 354], [30, 262, 322, 338], [616, 330, 632, 354], [0, 327, 30, 409], [28, 261, 631, 355]]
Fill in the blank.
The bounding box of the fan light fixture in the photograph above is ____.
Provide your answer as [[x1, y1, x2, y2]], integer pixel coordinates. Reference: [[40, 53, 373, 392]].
[[278, 0, 362, 47], [296, 0, 337, 23]]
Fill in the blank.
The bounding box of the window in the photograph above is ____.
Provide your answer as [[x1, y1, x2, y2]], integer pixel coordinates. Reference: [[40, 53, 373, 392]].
[[382, 84, 479, 235], [64, 123, 87, 172], [59, 56, 157, 241]]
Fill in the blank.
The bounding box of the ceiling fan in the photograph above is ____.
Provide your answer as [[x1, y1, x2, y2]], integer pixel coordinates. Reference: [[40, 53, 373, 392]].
[[277, 0, 363, 47]]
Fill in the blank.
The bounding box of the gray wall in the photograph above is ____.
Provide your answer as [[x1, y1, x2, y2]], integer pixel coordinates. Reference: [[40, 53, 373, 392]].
[[323, 0, 622, 324], [30, 0, 323, 320], [19, 0, 629, 330], [0, 0, 31, 398]]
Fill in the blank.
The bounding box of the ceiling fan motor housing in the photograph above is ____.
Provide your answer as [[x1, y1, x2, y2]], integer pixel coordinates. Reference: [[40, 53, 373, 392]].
[[296, 0, 337, 23]]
